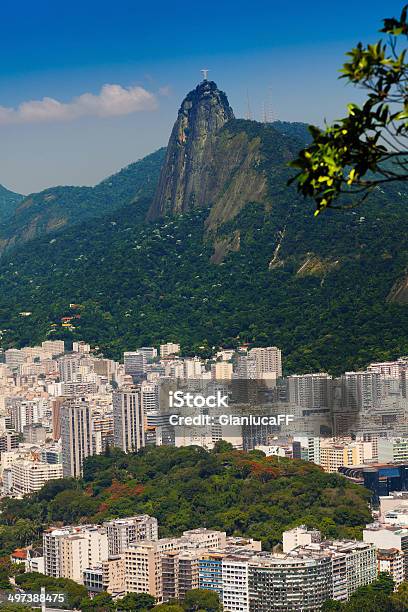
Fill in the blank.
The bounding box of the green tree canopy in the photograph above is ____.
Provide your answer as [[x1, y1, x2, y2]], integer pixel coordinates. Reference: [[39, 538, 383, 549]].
[[183, 589, 221, 612], [291, 5, 408, 214], [116, 592, 156, 611]]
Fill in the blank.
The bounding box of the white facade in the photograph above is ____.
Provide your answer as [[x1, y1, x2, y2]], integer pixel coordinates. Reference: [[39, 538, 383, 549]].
[[113, 387, 145, 453], [11, 459, 63, 495], [61, 398, 93, 478], [105, 515, 158, 556], [160, 343, 180, 358]]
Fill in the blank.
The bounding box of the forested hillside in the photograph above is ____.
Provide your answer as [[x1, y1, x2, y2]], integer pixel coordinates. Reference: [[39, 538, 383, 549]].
[[0, 148, 165, 252], [0, 445, 372, 556], [0, 120, 406, 373], [0, 184, 23, 221]]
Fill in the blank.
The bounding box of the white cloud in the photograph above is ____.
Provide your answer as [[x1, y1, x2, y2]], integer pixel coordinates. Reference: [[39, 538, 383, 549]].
[[0, 84, 157, 125]]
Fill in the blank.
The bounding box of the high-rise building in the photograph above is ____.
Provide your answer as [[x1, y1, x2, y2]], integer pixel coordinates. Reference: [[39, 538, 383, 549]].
[[248, 553, 332, 612], [184, 358, 203, 379], [72, 341, 91, 354], [124, 352, 147, 379], [319, 438, 374, 473], [61, 398, 93, 478], [5, 349, 25, 370], [377, 548, 404, 589], [138, 347, 158, 361], [248, 347, 282, 379], [51, 397, 64, 441], [83, 556, 126, 594], [287, 373, 332, 410], [377, 438, 408, 463], [282, 526, 322, 553], [58, 355, 81, 383], [113, 387, 145, 453], [104, 515, 158, 556], [141, 381, 159, 412], [124, 529, 226, 601], [0, 431, 19, 453], [342, 371, 381, 411], [162, 549, 203, 601]]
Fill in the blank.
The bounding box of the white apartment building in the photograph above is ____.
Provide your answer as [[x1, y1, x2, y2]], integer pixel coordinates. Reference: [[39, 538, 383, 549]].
[[11, 459, 63, 495], [104, 515, 158, 556], [364, 525, 408, 578], [113, 387, 145, 453], [287, 373, 332, 410], [141, 381, 159, 412], [44, 526, 108, 582], [282, 525, 322, 553], [58, 355, 82, 382], [160, 343, 180, 358], [222, 556, 249, 612], [184, 358, 203, 379], [248, 552, 332, 612], [5, 349, 25, 370], [61, 398, 93, 478], [342, 371, 381, 411]]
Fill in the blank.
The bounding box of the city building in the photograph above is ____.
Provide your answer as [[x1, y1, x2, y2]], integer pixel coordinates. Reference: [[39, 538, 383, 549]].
[[211, 362, 233, 381], [124, 352, 147, 379], [282, 526, 322, 553], [61, 398, 93, 478], [248, 347, 282, 379], [287, 373, 332, 410], [83, 556, 126, 594], [248, 552, 332, 612], [113, 387, 145, 453], [363, 525, 408, 578], [378, 438, 408, 463], [44, 525, 108, 582], [10, 458, 63, 495], [104, 515, 158, 556], [160, 343, 181, 359], [319, 438, 373, 473], [377, 548, 404, 589], [124, 529, 226, 601]]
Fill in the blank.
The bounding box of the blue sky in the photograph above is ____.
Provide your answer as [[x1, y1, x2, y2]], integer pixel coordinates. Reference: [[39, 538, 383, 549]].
[[0, 0, 403, 193]]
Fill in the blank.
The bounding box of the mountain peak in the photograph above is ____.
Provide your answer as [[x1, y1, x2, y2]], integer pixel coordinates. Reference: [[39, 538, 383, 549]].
[[147, 80, 234, 219]]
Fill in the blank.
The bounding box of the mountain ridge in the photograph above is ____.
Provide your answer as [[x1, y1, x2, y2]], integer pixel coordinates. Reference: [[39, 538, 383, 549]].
[[0, 148, 165, 253], [0, 81, 406, 373], [0, 184, 24, 222]]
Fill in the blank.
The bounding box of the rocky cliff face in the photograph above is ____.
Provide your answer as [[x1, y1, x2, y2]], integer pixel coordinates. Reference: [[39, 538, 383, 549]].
[[148, 80, 234, 219]]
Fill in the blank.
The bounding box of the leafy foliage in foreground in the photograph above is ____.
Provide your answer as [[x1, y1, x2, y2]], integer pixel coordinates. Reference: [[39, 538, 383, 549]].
[[0, 445, 372, 556], [291, 6, 408, 213]]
